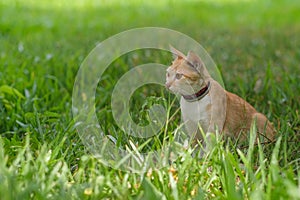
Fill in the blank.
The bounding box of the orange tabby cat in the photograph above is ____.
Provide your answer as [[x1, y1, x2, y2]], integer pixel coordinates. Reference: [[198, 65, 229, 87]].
[[166, 47, 275, 145]]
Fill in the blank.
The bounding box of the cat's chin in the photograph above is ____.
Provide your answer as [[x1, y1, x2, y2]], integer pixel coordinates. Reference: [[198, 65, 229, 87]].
[[167, 85, 195, 96], [169, 90, 190, 97], [167, 88, 180, 95], [167, 88, 177, 94], [167, 87, 181, 94]]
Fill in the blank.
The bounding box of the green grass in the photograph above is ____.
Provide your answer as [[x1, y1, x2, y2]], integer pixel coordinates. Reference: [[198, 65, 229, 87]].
[[0, 0, 300, 199]]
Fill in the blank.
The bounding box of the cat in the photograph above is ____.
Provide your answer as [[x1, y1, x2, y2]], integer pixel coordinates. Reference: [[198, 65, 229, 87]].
[[165, 46, 276, 148]]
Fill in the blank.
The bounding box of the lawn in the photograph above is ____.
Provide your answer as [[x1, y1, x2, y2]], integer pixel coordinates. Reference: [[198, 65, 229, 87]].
[[0, 0, 300, 199]]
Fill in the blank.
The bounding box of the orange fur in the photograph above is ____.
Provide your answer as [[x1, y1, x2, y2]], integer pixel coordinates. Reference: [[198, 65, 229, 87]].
[[223, 92, 275, 142], [166, 47, 276, 144]]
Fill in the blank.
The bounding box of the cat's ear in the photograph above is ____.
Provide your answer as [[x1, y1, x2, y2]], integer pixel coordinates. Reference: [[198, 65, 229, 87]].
[[187, 51, 204, 73], [169, 45, 186, 60]]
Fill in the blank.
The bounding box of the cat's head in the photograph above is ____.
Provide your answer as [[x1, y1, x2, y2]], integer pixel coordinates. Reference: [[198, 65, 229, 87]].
[[165, 46, 210, 96]]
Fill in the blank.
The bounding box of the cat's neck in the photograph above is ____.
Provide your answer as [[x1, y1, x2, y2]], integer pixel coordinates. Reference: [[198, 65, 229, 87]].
[[202, 67, 211, 80], [182, 81, 211, 102]]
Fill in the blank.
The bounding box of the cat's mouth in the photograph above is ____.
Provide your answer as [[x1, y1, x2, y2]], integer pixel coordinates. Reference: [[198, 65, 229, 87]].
[[165, 82, 172, 91]]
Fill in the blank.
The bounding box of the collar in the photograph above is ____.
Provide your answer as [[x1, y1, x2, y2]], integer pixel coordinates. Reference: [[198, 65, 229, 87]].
[[182, 81, 211, 102]]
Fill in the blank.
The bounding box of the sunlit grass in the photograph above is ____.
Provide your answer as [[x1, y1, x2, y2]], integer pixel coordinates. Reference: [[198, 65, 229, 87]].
[[0, 0, 257, 7]]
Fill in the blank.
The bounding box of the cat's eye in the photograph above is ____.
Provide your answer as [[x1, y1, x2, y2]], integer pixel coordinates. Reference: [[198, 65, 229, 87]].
[[175, 73, 183, 79]]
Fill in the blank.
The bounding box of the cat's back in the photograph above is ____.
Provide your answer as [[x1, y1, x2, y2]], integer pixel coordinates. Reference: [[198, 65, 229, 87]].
[[223, 91, 275, 141], [225, 91, 257, 115]]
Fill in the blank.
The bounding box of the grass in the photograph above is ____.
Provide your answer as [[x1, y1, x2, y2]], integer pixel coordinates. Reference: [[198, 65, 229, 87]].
[[0, 0, 300, 199]]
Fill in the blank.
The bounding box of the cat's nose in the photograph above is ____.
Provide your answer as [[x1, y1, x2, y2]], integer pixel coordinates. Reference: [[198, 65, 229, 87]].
[[165, 83, 171, 89]]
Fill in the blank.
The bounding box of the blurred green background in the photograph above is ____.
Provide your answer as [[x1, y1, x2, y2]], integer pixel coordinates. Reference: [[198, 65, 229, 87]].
[[1, 0, 300, 91]]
